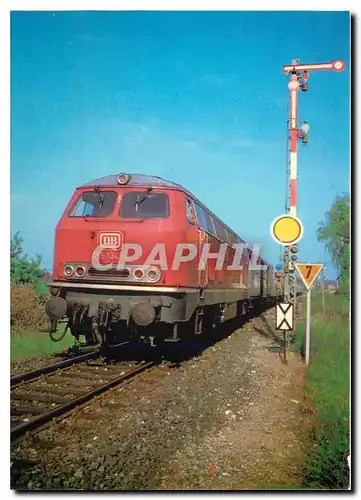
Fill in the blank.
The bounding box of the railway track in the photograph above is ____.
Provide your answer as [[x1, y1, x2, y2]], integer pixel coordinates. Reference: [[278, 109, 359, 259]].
[[11, 348, 101, 388], [11, 350, 157, 444]]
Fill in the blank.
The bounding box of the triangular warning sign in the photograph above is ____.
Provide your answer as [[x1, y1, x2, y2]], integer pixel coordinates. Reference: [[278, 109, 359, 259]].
[[295, 263, 323, 290]]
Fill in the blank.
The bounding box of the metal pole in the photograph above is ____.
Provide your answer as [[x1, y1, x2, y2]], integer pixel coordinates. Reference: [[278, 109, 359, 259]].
[[284, 73, 300, 311], [289, 75, 299, 218], [305, 289, 311, 364], [283, 117, 290, 304], [321, 266, 326, 316]]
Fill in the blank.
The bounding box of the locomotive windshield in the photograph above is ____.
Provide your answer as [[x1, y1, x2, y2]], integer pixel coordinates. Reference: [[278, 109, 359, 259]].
[[69, 191, 117, 217], [120, 191, 169, 219]]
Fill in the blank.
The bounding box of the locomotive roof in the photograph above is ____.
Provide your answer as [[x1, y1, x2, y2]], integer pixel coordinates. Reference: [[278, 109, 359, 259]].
[[80, 173, 271, 266], [81, 173, 202, 205], [82, 173, 187, 190]]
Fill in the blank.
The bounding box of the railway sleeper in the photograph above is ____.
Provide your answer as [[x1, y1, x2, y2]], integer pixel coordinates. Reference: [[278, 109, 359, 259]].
[[11, 405, 47, 416], [45, 376, 101, 387], [76, 367, 126, 377], [55, 371, 117, 382], [11, 393, 70, 405], [76, 363, 124, 372], [25, 385, 86, 396]]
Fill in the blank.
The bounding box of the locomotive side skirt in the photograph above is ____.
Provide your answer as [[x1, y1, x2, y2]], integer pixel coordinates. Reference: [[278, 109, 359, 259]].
[[48, 281, 250, 324]]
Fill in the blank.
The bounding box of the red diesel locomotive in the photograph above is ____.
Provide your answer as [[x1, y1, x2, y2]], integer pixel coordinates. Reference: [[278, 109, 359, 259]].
[[45, 173, 278, 346]]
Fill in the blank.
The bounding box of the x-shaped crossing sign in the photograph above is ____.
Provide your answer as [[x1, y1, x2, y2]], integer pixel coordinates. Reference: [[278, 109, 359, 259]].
[[276, 303, 294, 331]]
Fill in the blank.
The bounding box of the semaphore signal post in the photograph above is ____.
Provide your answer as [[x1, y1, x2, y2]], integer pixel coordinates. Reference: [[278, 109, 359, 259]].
[[281, 58, 346, 312]]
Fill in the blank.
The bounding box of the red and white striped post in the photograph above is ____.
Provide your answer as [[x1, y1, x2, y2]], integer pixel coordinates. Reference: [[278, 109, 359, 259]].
[[288, 76, 300, 218]]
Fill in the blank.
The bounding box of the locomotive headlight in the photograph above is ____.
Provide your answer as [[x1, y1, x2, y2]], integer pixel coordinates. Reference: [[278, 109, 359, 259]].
[[64, 265, 74, 277], [117, 173, 131, 185], [147, 267, 161, 282], [75, 266, 86, 277], [133, 268, 145, 280]]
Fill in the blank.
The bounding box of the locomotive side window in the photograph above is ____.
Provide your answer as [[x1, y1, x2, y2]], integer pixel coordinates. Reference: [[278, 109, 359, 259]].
[[185, 199, 196, 225], [69, 191, 117, 217], [228, 231, 237, 245], [194, 203, 218, 237], [214, 218, 227, 242], [194, 203, 209, 231], [119, 192, 169, 219], [224, 228, 231, 244], [205, 213, 217, 237]]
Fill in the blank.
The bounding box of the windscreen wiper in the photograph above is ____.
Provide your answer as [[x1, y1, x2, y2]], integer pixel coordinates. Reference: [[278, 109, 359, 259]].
[[135, 187, 152, 212], [93, 186, 104, 210]]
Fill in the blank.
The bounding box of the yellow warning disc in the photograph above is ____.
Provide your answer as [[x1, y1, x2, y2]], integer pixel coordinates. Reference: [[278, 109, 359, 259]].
[[270, 214, 303, 246]]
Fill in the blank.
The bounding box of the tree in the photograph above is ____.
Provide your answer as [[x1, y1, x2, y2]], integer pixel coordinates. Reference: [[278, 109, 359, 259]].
[[317, 194, 350, 295]]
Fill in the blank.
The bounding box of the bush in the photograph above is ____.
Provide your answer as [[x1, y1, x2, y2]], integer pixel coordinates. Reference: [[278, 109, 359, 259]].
[[10, 232, 49, 331], [11, 232, 47, 296], [11, 282, 48, 330]]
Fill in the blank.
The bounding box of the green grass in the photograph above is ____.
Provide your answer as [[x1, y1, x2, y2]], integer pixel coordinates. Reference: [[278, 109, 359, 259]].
[[295, 292, 350, 490], [11, 326, 75, 361]]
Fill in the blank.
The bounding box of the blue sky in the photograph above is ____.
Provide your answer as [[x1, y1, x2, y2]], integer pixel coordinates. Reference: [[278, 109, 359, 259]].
[[11, 11, 350, 278]]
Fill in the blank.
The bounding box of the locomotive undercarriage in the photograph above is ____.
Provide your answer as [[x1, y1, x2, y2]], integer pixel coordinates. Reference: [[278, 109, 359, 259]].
[[47, 288, 202, 347], [45, 286, 257, 347]]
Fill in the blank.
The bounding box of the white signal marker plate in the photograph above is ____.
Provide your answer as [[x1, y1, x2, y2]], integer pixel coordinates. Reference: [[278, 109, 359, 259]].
[[276, 303, 294, 331]]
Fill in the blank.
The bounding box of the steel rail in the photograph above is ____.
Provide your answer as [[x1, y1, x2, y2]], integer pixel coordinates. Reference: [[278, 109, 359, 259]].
[[10, 360, 156, 442]]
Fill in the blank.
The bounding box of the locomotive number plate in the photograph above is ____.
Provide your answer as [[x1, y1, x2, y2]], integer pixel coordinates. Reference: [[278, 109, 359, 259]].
[[99, 248, 121, 265]]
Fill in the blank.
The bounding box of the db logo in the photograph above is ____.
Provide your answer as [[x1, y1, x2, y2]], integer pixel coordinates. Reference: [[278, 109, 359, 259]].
[[98, 232, 122, 248]]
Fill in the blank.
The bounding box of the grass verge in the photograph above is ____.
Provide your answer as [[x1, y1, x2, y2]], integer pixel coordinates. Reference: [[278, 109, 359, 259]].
[[295, 292, 350, 490], [11, 326, 74, 362]]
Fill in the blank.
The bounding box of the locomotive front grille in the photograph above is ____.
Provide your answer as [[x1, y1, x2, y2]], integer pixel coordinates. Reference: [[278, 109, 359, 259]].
[[88, 267, 130, 279]]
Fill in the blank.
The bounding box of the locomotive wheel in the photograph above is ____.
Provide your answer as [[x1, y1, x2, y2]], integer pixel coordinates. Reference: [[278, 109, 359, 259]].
[[177, 310, 203, 342]]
